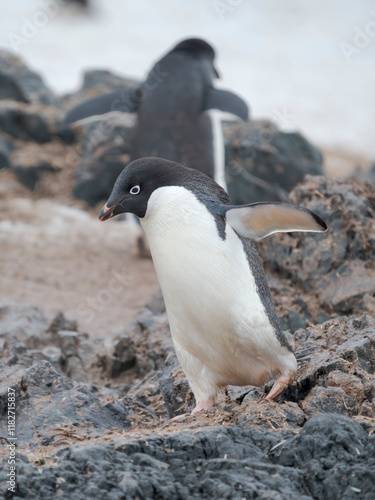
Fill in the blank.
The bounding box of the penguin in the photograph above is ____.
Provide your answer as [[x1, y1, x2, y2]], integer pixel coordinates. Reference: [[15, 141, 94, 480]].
[[63, 38, 249, 188], [98, 157, 327, 413]]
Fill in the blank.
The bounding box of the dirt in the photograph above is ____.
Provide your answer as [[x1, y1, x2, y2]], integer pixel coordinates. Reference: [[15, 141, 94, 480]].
[[0, 169, 159, 338]]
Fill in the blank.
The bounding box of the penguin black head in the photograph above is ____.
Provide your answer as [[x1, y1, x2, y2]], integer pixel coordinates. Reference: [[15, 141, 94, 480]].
[[172, 38, 220, 78], [173, 38, 215, 59], [98, 157, 229, 221]]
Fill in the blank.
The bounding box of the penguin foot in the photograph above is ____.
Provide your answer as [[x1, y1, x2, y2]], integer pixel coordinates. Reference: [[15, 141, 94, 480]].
[[191, 397, 215, 414], [265, 373, 294, 400]]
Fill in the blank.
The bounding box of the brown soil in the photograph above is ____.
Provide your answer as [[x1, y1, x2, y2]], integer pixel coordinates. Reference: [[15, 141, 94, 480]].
[[0, 169, 159, 338]]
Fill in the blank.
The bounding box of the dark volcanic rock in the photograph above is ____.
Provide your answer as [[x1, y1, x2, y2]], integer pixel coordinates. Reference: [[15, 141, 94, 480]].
[[287, 314, 375, 418], [360, 163, 375, 188], [0, 303, 103, 382], [300, 386, 356, 418], [0, 298, 375, 499], [72, 113, 135, 205], [270, 414, 375, 500], [116, 294, 173, 378], [0, 50, 55, 105], [73, 147, 129, 206], [82, 69, 138, 91], [0, 102, 51, 143], [224, 120, 324, 204], [12, 161, 57, 190], [260, 176, 375, 316], [104, 336, 137, 378], [2, 416, 374, 500], [159, 354, 192, 417], [0, 361, 131, 447], [0, 132, 10, 168], [0, 300, 48, 345]]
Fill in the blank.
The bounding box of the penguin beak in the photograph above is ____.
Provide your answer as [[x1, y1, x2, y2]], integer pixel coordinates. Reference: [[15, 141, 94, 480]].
[[99, 195, 131, 221], [99, 202, 118, 221], [99, 203, 113, 221]]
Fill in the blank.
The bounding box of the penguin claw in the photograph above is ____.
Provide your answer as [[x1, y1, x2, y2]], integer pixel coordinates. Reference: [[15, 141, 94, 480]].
[[170, 413, 188, 421], [265, 373, 294, 400]]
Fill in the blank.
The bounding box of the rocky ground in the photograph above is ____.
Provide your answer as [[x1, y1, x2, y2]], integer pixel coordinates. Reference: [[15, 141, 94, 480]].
[[0, 50, 375, 499]]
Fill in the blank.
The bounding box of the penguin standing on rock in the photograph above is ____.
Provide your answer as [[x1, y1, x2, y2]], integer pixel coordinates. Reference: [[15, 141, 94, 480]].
[[99, 157, 327, 414]]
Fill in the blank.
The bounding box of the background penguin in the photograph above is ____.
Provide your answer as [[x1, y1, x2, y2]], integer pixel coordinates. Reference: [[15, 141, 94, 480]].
[[99, 157, 327, 413], [63, 38, 249, 189]]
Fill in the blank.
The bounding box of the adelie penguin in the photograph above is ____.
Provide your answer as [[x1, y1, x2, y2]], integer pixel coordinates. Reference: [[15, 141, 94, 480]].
[[99, 157, 327, 414], [63, 38, 249, 189]]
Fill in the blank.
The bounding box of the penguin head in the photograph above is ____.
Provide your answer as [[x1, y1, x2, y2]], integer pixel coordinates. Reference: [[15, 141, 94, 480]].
[[98, 157, 227, 221], [172, 38, 220, 78]]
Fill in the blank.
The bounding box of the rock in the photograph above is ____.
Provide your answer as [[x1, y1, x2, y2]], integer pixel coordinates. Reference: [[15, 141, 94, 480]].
[[0, 300, 48, 347], [0, 50, 56, 105], [121, 298, 173, 377], [0, 298, 375, 498], [235, 399, 306, 430], [360, 162, 375, 188], [56, 330, 91, 382], [41, 346, 63, 369], [73, 147, 129, 205], [159, 354, 192, 417], [268, 273, 331, 331], [82, 69, 138, 91], [8, 140, 69, 194], [4, 417, 375, 499], [145, 289, 166, 315], [72, 114, 135, 205], [0, 301, 105, 383], [0, 131, 10, 168], [12, 161, 57, 190], [300, 386, 356, 418], [327, 371, 366, 405], [0, 361, 131, 447], [224, 120, 324, 204], [270, 414, 375, 500], [260, 176, 375, 316], [124, 371, 169, 425], [0, 102, 51, 143], [106, 336, 137, 378], [285, 314, 375, 420], [72, 111, 135, 151], [48, 311, 78, 334]]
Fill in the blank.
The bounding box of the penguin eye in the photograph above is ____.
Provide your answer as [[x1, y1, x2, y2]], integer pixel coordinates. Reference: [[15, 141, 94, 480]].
[[129, 185, 141, 195]]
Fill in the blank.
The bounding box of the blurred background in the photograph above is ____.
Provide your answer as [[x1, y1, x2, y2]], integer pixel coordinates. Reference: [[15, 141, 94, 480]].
[[2, 0, 374, 156], [0, 0, 374, 337]]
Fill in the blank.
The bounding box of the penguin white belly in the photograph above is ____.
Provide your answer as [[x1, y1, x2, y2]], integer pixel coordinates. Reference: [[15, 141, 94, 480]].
[[141, 186, 295, 391]]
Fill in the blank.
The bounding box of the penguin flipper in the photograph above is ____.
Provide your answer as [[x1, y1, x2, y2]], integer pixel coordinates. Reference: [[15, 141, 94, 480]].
[[202, 88, 249, 121], [62, 87, 141, 125], [224, 202, 327, 239]]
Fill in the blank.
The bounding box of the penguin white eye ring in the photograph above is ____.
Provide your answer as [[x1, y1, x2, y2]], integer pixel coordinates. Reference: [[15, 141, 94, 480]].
[[99, 157, 328, 415], [130, 185, 141, 195]]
